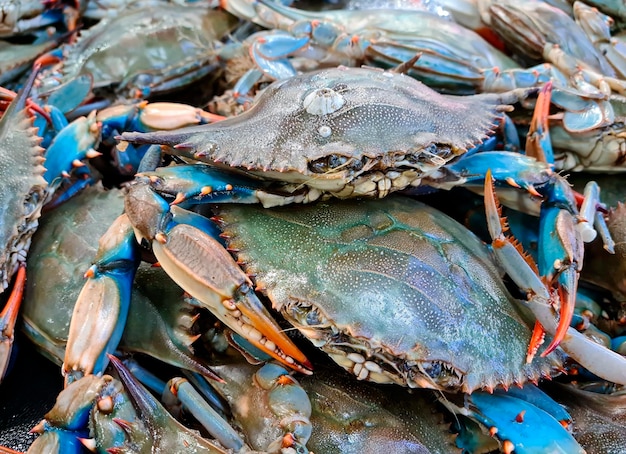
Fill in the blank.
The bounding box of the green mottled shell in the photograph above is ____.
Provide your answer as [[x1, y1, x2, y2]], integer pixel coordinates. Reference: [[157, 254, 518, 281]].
[[218, 196, 561, 393], [300, 369, 457, 454]]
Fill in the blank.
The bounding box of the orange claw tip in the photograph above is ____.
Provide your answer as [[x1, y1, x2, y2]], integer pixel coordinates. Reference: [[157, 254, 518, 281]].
[[29, 420, 46, 434], [171, 192, 186, 205], [277, 374, 295, 386], [83, 265, 97, 279], [525, 184, 542, 198], [526, 321, 545, 364], [502, 440, 515, 454], [106, 448, 125, 454], [78, 437, 97, 452], [200, 111, 227, 123], [112, 418, 134, 432], [235, 302, 313, 374], [282, 433, 296, 448], [541, 286, 574, 358]]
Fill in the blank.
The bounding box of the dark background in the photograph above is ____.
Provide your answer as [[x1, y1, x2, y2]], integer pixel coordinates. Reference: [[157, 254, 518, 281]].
[[0, 333, 63, 451]]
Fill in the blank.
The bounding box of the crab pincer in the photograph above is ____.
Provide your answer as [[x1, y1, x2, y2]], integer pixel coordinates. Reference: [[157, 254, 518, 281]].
[[483, 169, 626, 384], [124, 183, 312, 375], [63, 214, 140, 385]]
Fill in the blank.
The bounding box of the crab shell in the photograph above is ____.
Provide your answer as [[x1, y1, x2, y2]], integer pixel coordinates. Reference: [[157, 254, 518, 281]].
[[214, 196, 562, 393], [0, 74, 46, 293], [121, 66, 528, 200]]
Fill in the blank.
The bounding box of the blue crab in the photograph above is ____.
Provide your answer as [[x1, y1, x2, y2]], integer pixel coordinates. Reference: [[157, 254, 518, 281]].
[[33, 4, 238, 113], [219, 0, 617, 135], [22, 186, 586, 453], [28, 355, 312, 453], [117, 65, 608, 359], [22, 184, 222, 379]]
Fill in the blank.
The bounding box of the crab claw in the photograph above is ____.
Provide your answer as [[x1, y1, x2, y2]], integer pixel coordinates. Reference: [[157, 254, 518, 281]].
[[525, 81, 554, 165], [63, 215, 139, 385], [124, 183, 312, 375], [43, 111, 101, 188], [484, 170, 581, 358], [536, 182, 583, 357], [484, 171, 626, 384], [0, 265, 26, 383], [441, 385, 583, 454], [540, 270, 576, 358]]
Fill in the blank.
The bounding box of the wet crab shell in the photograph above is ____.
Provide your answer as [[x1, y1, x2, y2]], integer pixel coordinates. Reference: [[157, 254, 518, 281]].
[[0, 81, 46, 293], [122, 66, 526, 197], [214, 196, 562, 393]]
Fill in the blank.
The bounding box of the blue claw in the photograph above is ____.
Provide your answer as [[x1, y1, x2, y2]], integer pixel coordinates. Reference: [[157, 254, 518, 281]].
[[63, 215, 140, 385], [108, 355, 233, 453], [123, 183, 312, 374], [43, 111, 101, 188], [461, 386, 583, 454]]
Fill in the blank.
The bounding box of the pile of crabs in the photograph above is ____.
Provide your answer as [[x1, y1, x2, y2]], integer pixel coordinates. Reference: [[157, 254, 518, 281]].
[[2, 0, 626, 452]]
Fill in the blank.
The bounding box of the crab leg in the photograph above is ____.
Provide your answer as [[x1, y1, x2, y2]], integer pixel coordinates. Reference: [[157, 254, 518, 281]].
[[484, 170, 626, 384], [124, 183, 312, 374], [167, 377, 246, 451], [108, 355, 232, 453], [122, 358, 245, 451], [0, 265, 26, 383]]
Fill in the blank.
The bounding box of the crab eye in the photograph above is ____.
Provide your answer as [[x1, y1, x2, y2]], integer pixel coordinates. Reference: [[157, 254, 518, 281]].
[[134, 73, 153, 88], [309, 155, 349, 173], [423, 362, 443, 379]]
